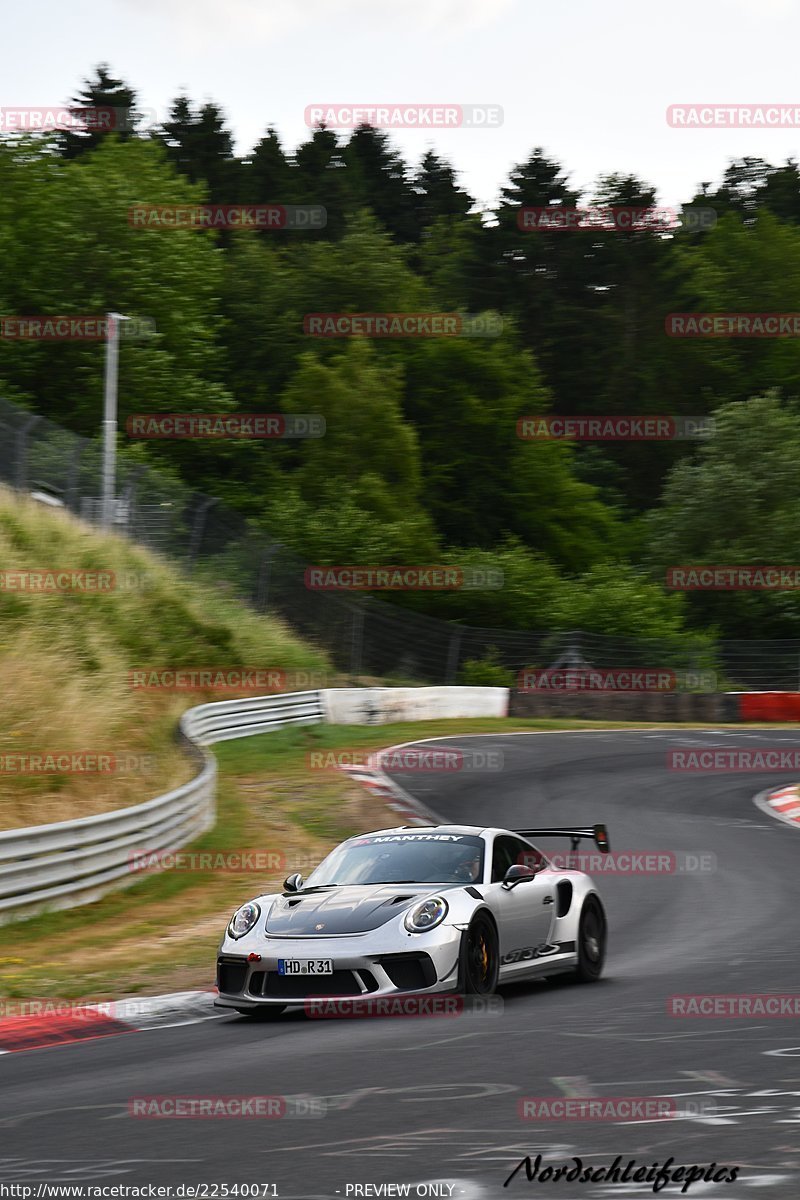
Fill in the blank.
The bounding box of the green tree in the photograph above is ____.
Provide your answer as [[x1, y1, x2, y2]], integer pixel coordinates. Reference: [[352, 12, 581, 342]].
[[342, 126, 419, 242], [58, 64, 140, 159], [647, 394, 800, 636], [402, 335, 622, 570], [221, 210, 427, 402], [414, 150, 473, 228], [670, 211, 800, 403], [159, 96, 241, 203], [242, 127, 296, 242], [292, 128, 350, 239], [265, 340, 437, 562], [0, 136, 240, 492]]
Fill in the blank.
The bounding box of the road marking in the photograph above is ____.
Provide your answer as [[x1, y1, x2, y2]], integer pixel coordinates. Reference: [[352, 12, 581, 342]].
[[408, 1033, 482, 1049]]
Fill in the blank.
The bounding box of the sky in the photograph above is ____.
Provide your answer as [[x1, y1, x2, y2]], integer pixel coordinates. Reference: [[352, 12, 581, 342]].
[[3, 0, 800, 211]]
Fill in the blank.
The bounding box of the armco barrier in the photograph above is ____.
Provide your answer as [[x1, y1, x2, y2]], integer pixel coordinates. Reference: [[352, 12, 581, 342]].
[[0, 742, 216, 924], [0, 692, 325, 924], [182, 690, 326, 745]]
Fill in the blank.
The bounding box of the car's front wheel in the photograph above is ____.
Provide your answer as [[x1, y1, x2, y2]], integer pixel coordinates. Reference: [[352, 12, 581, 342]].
[[459, 913, 499, 994], [572, 896, 606, 982]]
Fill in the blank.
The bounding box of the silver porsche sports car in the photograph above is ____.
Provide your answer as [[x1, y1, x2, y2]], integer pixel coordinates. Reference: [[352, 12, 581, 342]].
[[215, 823, 610, 1017]]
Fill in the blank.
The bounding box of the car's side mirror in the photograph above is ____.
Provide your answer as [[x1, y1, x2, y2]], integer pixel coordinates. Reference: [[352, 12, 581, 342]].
[[502, 864, 538, 889], [283, 873, 304, 893]]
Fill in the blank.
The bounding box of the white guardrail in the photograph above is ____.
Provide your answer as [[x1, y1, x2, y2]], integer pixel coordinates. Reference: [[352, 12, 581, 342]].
[[0, 687, 507, 923]]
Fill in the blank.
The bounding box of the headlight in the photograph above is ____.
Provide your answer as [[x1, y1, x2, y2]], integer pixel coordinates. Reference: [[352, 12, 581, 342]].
[[228, 901, 261, 939], [404, 896, 449, 933]]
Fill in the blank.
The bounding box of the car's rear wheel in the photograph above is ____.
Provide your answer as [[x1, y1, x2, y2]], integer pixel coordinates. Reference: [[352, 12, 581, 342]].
[[572, 896, 606, 982], [459, 913, 499, 994], [234, 1006, 286, 1020]]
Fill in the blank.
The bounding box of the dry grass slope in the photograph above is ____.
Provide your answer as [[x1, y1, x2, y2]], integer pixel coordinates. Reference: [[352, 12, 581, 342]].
[[0, 487, 329, 830]]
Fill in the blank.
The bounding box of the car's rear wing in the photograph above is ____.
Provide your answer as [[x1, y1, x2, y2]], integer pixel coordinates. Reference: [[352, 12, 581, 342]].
[[513, 824, 611, 854]]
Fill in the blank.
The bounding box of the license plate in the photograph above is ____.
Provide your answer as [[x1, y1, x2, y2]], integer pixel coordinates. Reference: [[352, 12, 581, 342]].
[[277, 959, 333, 976]]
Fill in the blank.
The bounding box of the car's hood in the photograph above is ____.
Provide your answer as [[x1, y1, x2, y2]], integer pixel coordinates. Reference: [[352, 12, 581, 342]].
[[264, 884, 454, 936]]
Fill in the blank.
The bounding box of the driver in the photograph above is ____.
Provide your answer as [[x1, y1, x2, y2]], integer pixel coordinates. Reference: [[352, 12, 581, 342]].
[[452, 847, 482, 883]]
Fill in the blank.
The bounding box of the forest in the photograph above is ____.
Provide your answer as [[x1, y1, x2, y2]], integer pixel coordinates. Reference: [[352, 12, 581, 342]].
[[3, 66, 800, 646]]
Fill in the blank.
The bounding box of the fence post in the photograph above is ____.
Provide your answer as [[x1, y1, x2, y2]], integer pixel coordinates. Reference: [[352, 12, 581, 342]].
[[65, 436, 86, 511], [256, 543, 283, 611], [187, 497, 217, 574], [445, 629, 463, 684], [350, 606, 365, 676], [15, 414, 42, 492], [116, 465, 147, 537]]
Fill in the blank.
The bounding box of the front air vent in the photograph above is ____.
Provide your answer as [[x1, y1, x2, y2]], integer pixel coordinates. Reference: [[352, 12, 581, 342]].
[[375, 953, 437, 991], [217, 958, 248, 995]]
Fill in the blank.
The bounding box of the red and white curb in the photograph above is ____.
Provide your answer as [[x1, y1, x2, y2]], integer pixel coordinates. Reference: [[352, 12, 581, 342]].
[[0, 989, 222, 1054], [339, 759, 438, 826], [755, 784, 800, 829]]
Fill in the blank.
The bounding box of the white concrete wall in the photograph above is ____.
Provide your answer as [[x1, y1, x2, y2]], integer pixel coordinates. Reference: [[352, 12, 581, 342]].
[[320, 686, 509, 725]]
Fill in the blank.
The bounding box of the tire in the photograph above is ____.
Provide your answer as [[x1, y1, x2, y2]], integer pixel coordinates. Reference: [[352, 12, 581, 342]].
[[572, 896, 606, 982], [234, 1006, 286, 1020], [459, 913, 499, 995]]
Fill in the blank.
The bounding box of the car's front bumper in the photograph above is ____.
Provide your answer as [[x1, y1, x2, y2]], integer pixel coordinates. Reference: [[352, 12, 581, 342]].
[[215, 925, 463, 1010]]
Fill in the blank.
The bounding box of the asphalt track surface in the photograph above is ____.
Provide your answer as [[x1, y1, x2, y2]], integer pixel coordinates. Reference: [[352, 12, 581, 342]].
[[2, 728, 800, 1197]]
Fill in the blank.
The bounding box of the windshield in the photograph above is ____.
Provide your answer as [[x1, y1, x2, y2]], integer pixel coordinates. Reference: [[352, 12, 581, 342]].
[[304, 832, 486, 886]]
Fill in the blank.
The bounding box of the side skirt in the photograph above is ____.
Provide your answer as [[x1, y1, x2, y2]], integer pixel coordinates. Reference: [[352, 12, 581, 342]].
[[498, 942, 577, 980]]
